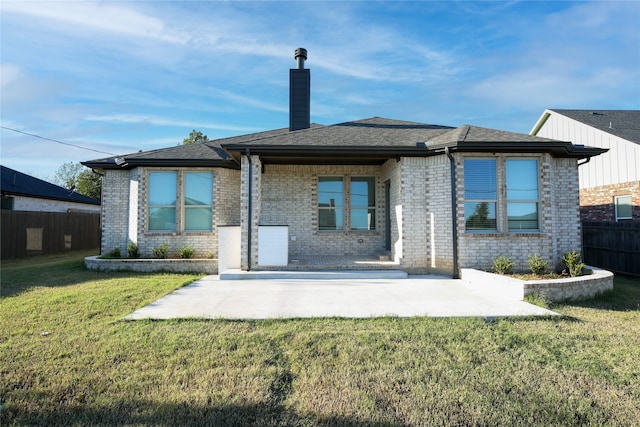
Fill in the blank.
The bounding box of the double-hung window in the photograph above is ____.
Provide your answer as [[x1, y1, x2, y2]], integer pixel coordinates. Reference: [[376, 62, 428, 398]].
[[506, 159, 539, 230], [148, 171, 213, 232], [351, 177, 376, 230], [464, 159, 497, 231], [318, 177, 344, 230]]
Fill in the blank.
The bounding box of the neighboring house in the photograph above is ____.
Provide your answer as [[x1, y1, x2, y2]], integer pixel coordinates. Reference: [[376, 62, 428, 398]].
[[531, 109, 640, 222], [1, 165, 100, 212], [84, 49, 605, 276]]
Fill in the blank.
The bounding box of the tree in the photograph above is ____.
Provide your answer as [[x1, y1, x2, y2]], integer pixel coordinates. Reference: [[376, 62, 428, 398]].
[[182, 129, 208, 145], [53, 162, 83, 189], [53, 162, 102, 200], [75, 169, 102, 200]]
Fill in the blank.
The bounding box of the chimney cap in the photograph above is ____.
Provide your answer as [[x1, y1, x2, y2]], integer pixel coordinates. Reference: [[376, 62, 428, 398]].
[[294, 47, 307, 69], [294, 47, 307, 60]]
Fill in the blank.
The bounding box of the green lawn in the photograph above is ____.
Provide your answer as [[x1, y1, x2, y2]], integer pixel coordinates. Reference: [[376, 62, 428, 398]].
[[1, 252, 639, 426]]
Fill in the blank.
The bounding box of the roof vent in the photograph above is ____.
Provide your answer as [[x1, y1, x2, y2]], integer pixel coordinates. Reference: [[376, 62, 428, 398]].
[[294, 47, 307, 69]]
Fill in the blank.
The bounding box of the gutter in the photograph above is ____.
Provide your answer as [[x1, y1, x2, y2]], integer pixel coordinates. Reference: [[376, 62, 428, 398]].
[[445, 147, 460, 279]]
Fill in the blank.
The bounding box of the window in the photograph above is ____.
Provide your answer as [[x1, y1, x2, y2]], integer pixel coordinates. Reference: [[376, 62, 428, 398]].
[[147, 171, 213, 232], [318, 177, 344, 230], [148, 171, 177, 231], [318, 176, 376, 231], [1, 196, 14, 210], [463, 158, 540, 233], [185, 172, 213, 231], [615, 195, 632, 221], [506, 159, 539, 230], [464, 159, 497, 231], [351, 177, 376, 230]]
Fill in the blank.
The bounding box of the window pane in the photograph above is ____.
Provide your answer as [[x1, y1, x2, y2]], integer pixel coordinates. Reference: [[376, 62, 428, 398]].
[[351, 177, 375, 207], [148, 172, 177, 205], [464, 160, 496, 200], [506, 160, 538, 200], [185, 207, 212, 231], [351, 208, 376, 230], [318, 177, 344, 208], [149, 207, 176, 231], [185, 172, 213, 206], [616, 195, 632, 219], [319, 208, 343, 230], [465, 202, 496, 230], [508, 203, 538, 230]]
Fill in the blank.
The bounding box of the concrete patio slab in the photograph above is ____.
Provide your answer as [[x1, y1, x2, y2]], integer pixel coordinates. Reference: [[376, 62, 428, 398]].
[[126, 274, 558, 320]]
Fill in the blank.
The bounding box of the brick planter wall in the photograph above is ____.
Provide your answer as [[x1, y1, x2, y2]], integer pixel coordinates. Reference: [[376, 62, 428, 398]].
[[462, 266, 613, 302], [85, 256, 217, 274]]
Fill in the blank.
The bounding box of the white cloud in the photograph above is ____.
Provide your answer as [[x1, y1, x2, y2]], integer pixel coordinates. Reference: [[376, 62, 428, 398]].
[[84, 114, 260, 133], [1, 0, 189, 44]]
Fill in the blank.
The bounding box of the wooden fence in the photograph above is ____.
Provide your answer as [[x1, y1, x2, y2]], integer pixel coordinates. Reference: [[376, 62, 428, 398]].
[[1, 210, 100, 260], [582, 221, 640, 276]]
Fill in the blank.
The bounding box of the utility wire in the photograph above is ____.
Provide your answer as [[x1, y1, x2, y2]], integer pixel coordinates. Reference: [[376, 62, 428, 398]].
[[0, 125, 117, 156]]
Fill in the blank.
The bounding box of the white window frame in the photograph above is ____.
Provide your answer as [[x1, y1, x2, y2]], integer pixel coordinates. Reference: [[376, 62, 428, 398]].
[[615, 195, 632, 221]]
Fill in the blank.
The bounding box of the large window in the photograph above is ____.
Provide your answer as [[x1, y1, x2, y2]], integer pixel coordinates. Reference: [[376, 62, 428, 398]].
[[464, 158, 539, 233], [148, 172, 177, 231], [318, 176, 376, 231], [464, 159, 497, 231], [351, 177, 376, 230], [615, 195, 632, 221], [185, 172, 213, 231], [148, 171, 213, 232], [506, 159, 539, 230]]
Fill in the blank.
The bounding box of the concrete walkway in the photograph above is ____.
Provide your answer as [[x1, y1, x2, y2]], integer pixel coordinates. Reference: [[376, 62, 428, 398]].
[[126, 273, 558, 320]]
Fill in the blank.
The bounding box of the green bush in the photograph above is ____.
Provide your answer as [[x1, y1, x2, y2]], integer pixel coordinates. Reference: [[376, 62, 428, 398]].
[[562, 250, 585, 277], [179, 245, 196, 259], [101, 247, 121, 259], [152, 242, 170, 259], [528, 254, 548, 276], [127, 242, 140, 258], [493, 256, 514, 275]]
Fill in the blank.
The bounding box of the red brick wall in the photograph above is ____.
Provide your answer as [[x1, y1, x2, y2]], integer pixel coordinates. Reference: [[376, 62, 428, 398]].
[[580, 181, 640, 222]]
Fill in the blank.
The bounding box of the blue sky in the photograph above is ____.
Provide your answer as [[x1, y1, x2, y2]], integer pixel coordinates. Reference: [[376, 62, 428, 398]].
[[1, 0, 639, 182]]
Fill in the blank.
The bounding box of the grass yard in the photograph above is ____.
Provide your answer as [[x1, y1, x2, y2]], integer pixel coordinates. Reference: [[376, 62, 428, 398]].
[[1, 252, 639, 426]]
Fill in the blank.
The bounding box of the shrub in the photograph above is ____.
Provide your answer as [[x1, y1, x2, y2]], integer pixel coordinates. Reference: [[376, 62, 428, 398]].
[[127, 242, 140, 258], [101, 247, 121, 259], [528, 254, 548, 276], [493, 256, 514, 275], [562, 250, 585, 277], [179, 245, 196, 259], [152, 242, 170, 259]]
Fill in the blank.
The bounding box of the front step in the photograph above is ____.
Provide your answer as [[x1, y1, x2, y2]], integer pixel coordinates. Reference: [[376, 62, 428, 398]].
[[219, 269, 408, 280]]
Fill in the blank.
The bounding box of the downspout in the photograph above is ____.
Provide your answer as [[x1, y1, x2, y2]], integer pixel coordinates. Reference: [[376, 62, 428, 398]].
[[577, 157, 590, 167], [247, 149, 252, 271], [445, 147, 460, 279]]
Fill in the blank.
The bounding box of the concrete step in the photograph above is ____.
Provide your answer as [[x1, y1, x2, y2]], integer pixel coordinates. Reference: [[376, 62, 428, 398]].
[[219, 269, 408, 280]]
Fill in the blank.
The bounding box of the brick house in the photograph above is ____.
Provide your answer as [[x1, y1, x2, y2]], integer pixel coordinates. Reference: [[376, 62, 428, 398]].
[[84, 50, 605, 276], [531, 109, 639, 222]]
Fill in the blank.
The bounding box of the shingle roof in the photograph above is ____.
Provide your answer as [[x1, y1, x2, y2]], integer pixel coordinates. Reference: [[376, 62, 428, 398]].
[[222, 117, 454, 148], [549, 109, 640, 144], [84, 116, 606, 169], [427, 124, 560, 149], [1, 165, 100, 205]]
